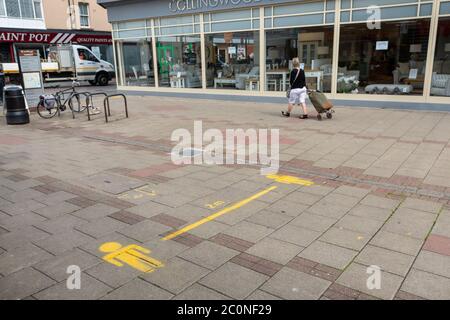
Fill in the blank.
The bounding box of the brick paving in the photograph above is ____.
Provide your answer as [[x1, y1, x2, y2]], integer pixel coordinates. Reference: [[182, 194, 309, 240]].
[[1, 95, 450, 300]]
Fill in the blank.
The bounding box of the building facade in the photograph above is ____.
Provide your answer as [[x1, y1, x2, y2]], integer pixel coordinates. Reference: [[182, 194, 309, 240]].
[[99, 0, 450, 105], [0, 0, 113, 68]]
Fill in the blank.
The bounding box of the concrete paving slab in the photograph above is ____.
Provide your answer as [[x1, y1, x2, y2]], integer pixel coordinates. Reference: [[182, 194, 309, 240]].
[[199, 262, 268, 299]]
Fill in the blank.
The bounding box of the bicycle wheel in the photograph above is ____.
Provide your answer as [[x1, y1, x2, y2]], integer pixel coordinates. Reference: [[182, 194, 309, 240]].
[[68, 94, 87, 113], [36, 101, 59, 119]]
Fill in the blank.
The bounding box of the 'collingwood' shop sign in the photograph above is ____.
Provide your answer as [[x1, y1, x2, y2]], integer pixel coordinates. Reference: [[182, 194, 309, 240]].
[[169, 0, 264, 13]]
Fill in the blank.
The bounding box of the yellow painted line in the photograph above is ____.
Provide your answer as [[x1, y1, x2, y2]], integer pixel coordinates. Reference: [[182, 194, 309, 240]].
[[266, 174, 314, 186], [162, 185, 278, 241]]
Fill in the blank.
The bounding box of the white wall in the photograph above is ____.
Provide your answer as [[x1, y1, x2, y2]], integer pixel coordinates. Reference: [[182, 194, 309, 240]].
[[0, 17, 46, 29]]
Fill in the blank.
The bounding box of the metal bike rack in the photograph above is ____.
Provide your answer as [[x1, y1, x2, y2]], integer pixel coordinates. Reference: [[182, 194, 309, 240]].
[[85, 92, 108, 121], [103, 94, 128, 123], [67, 92, 91, 119]]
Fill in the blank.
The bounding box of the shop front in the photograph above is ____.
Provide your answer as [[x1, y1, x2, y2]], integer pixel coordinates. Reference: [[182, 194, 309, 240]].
[[99, 0, 450, 105], [0, 29, 114, 67]]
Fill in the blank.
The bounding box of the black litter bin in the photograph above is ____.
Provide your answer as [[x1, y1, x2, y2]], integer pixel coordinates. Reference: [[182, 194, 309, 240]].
[[4, 85, 29, 125]]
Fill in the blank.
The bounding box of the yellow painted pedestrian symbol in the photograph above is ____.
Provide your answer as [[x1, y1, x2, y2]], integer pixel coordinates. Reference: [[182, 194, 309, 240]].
[[99, 242, 163, 273], [266, 174, 314, 186]]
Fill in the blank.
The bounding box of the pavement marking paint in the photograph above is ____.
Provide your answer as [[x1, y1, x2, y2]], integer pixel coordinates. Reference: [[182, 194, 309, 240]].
[[118, 192, 144, 200], [101, 174, 313, 272], [118, 185, 157, 200], [205, 201, 225, 209], [99, 242, 163, 273], [266, 174, 314, 186], [135, 185, 157, 196], [162, 185, 278, 241]]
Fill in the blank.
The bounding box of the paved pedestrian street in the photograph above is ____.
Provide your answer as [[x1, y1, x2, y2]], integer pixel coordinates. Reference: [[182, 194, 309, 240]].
[[1, 95, 450, 300]]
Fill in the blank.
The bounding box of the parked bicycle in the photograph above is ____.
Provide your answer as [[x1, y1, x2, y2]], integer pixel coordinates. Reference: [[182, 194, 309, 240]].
[[36, 81, 89, 119]]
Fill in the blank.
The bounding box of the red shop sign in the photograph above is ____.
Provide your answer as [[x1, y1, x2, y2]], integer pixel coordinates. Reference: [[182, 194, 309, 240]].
[[0, 31, 112, 44]]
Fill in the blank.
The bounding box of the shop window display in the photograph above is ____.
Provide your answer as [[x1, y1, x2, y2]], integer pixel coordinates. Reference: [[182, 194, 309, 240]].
[[338, 19, 431, 95], [205, 31, 260, 90], [265, 26, 333, 92], [156, 35, 202, 88], [116, 39, 155, 87], [431, 17, 450, 97]]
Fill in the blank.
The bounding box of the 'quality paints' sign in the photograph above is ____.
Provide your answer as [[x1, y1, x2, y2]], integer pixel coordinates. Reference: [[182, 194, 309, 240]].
[[169, 0, 264, 13], [0, 31, 112, 44]]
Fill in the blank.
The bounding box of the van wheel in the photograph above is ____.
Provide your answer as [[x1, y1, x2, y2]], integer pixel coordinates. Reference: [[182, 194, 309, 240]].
[[88, 80, 97, 86], [97, 73, 109, 86]]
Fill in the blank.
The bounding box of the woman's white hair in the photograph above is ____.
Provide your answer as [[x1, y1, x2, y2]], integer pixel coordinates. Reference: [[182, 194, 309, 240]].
[[292, 57, 300, 68]]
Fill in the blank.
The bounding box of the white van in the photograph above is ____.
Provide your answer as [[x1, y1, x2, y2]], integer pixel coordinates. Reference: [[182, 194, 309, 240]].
[[45, 44, 115, 86], [1, 44, 115, 86]]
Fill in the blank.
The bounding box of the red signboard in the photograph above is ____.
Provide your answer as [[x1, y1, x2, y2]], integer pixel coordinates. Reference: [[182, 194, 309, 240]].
[[0, 31, 112, 45]]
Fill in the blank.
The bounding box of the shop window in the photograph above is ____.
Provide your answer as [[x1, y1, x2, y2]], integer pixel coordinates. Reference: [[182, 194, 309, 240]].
[[160, 15, 193, 26], [431, 17, 450, 97], [326, 0, 335, 11], [265, 1, 333, 29], [440, 1, 450, 15], [420, 3, 433, 17], [352, 0, 417, 7], [205, 31, 260, 91], [325, 13, 335, 23], [156, 35, 202, 88], [266, 26, 334, 93], [273, 14, 324, 28], [211, 10, 252, 21], [160, 25, 195, 36], [338, 19, 431, 95], [273, 1, 324, 16], [205, 8, 257, 33], [79, 3, 90, 27], [118, 29, 147, 39], [117, 20, 146, 30], [0, 1, 4, 16], [351, 6, 418, 22], [341, 0, 351, 9], [210, 21, 252, 33], [116, 39, 155, 87], [153, 15, 199, 37]]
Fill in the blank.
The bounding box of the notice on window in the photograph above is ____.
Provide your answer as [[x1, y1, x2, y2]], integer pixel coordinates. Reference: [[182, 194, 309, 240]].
[[23, 72, 42, 89], [376, 41, 389, 51], [228, 46, 236, 55]]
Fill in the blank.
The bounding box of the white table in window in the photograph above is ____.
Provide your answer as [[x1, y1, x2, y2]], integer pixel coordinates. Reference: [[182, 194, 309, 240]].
[[266, 69, 323, 91]]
